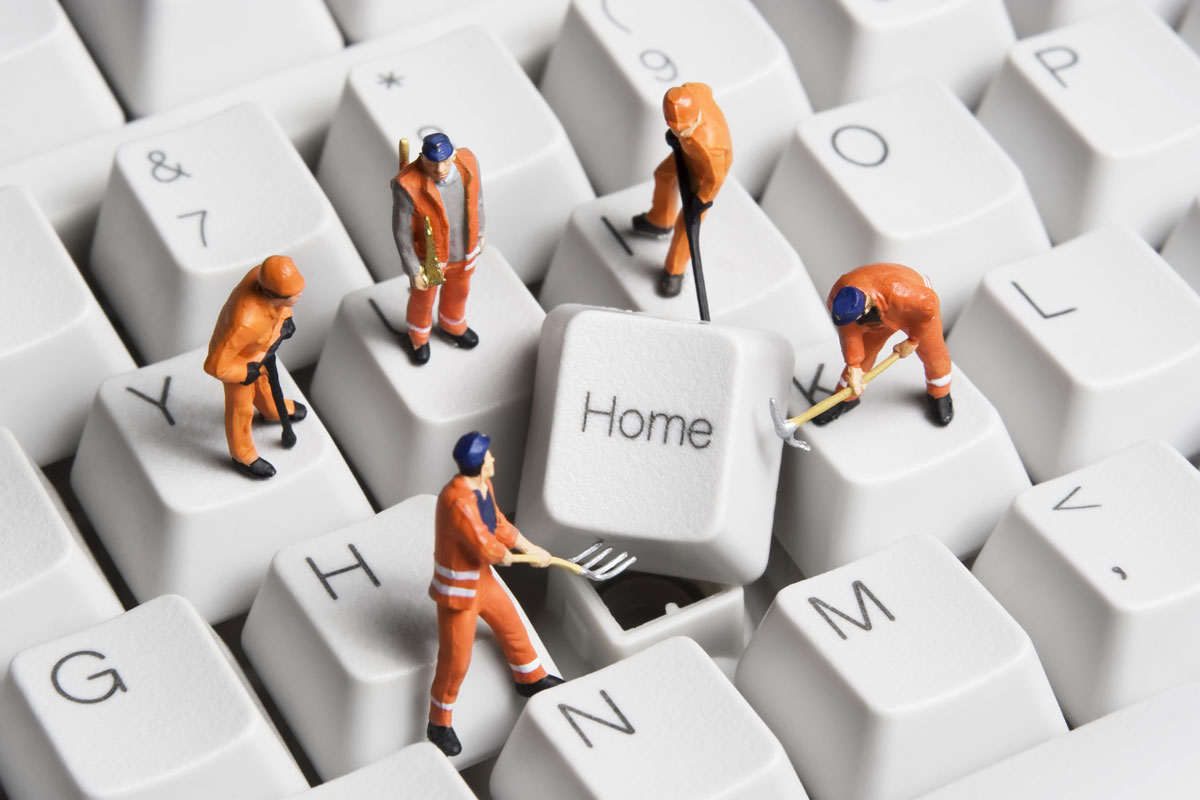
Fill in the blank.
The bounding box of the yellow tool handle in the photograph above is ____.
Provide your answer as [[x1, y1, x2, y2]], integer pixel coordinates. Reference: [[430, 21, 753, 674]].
[[507, 554, 584, 575], [787, 352, 902, 426], [399, 137, 410, 171]]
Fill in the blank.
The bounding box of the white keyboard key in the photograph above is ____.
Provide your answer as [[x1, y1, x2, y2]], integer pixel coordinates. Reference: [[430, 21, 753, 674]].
[[317, 26, 592, 284], [516, 305, 793, 586], [540, 0, 811, 196], [951, 226, 1200, 482], [312, 250, 542, 512], [737, 535, 1066, 800], [977, 5, 1200, 246], [0, 595, 307, 800], [541, 567, 746, 675], [754, 0, 1015, 110], [1004, 0, 1191, 38], [539, 178, 831, 354], [59, 0, 343, 116], [242, 496, 557, 777], [0, 186, 135, 465], [89, 103, 372, 367], [491, 637, 808, 800], [1183, 0, 1200, 51], [0, 0, 123, 167], [761, 80, 1049, 326], [70, 348, 373, 623], [774, 337, 1029, 577], [0, 428, 122, 675], [916, 681, 1200, 799], [1161, 192, 1200, 284], [973, 440, 1200, 725], [284, 743, 473, 799]]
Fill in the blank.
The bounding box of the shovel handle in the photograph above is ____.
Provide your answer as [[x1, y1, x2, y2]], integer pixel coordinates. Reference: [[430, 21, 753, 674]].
[[506, 554, 584, 574], [787, 352, 902, 427]]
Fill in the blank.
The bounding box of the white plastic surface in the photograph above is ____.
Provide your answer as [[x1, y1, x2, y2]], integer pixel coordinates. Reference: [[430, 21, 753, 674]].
[[1003, 0, 1191, 37], [310, 249, 542, 512], [317, 25, 592, 284], [69, 348, 373, 622], [973, 440, 1200, 726], [760, 80, 1049, 327], [491, 637, 809, 800], [539, 178, 831, 355], [916, 682, 1200, 799], [773, 335, 1030, 576], [539, 0, 811, 196], [977, 5, 1200, 246], [283, 743, 474, 799], [516, 305, 794, 586], [89, 103, 372, 366], [241, 497, 557, 778], [0, 595, 307, 800], [0, 428, 122, 676], [736, 535, 1066, 800], [951, 226, 1200, 482], [1161, 193, 1200, 287], [0, 186, 135, 465], [0, 0, 123, 167], [59, 0, 343, 116], [754, 0, 1015, 110], [1183, 0, 1200, 52]]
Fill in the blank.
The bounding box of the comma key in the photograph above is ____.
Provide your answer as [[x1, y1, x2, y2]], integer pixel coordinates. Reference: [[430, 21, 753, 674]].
[[0, 595, 307, 800]]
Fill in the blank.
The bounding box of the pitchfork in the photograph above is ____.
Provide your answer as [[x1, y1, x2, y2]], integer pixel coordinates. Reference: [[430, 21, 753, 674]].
[[508, 541, 636, 581]]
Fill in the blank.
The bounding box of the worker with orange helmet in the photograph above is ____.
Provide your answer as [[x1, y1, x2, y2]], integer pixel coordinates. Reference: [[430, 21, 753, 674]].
[[631, 82, 733, 297], [204, 255, 307, 479], [816, 263, 954, 427], [426, 431, 563, 757], [391, 132, 485, 365]]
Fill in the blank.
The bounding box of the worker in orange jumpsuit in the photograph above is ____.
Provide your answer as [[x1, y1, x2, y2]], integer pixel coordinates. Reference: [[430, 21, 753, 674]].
[[391, 132, 484, 366], [631, 82, 733, 298], [203, 255, 307, 479], [426, 431, 563, 757], [815, 263, 954, 427]]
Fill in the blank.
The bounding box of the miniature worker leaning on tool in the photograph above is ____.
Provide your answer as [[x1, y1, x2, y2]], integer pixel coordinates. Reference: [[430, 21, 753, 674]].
[[631, 82, 732, 299], [426, 431, 564, 757], [391, 132, 484, 366], [771, 263, 953, 448], [204, 255, 307, 479]]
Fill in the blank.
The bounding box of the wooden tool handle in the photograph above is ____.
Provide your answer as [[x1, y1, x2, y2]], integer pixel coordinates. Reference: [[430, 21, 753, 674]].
[[787, 352, 902, 426], [507, 554, 583, 574]]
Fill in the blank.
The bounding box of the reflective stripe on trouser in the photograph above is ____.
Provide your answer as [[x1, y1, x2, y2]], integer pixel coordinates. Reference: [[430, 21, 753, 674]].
[[406, 259, 474, 346], [429, 576, 546, 727], [837, 328, 953, 400], [222, 373, 294, 464]]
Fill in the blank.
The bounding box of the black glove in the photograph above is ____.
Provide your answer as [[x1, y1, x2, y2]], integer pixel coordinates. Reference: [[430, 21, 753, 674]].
[[280, 317, 296, 340], [242, 362, 262, 385]]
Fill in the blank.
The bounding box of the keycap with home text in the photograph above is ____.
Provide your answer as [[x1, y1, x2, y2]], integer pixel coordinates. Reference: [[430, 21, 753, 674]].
[[539, 0, 811, 196], [242, 496, 558, 778], [0, 595, 307, 800], [737, 535, 1066, 800], [753, 0, 1015, 110], [491, 637, 809, 799], [977, 5, 1200, 246]]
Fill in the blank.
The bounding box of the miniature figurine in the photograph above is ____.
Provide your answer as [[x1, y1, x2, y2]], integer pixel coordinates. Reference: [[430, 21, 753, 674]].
[[204, 255, 307, 479], [631, 82, 732, 300], [817, 262, 953, 427], [426, 431, 564, 757], [391, 132, 485, 366]]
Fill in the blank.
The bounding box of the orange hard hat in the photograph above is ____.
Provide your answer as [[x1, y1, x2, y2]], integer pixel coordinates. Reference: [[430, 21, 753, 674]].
[[663, 83, 710, 131], [258, 255, 305, 297]]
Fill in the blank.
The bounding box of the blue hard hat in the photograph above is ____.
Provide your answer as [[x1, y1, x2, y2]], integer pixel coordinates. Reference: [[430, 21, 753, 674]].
[[453, 431, 490, 472], [422, 132, 455, 162], [831, 287, 867, 326]]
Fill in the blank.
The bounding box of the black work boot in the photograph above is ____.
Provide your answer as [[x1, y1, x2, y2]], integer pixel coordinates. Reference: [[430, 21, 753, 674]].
[[515, 674, 565, 698], [232, 457, 276, 479], [406, 339, 431, 366], [657, 271, 684, 297], [426, 722, 462, 757], [286, 401, 307, 422], [811, 397, 861, 426], [631, 212, 672, 239], [926, 393, 954, 426], [439, 326, 479, 349]]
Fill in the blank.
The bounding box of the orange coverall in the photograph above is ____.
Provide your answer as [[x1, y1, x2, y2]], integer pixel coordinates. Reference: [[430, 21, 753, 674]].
[[203, 266, 298, 465], [392, 149, 483, 347], [644, 83, 733, 277], [828, 263, 952, 398], [428, 475, 546, 727]]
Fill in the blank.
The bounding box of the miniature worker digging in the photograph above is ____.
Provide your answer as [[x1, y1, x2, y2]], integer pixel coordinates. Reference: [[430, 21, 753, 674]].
[[204, 255, 307, 479], [631, 82, 732, 298], [391, 132, 485, 366], [817, 263, 954, 427], [427, 431, 564, 757]]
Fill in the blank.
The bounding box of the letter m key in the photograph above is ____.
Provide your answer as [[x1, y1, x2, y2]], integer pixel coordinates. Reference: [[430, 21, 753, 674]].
[[809, 581, 895, 640]]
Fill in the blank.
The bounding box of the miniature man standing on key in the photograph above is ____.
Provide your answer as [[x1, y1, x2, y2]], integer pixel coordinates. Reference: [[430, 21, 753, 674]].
[[204, 255, 307, 479], [391, 132, 485, 366], [426, 431, 564, 757], [631, 82, 732, 298]]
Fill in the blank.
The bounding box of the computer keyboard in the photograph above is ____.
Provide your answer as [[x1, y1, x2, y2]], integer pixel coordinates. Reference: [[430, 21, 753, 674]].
[[4, 1, 1200, 798]]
